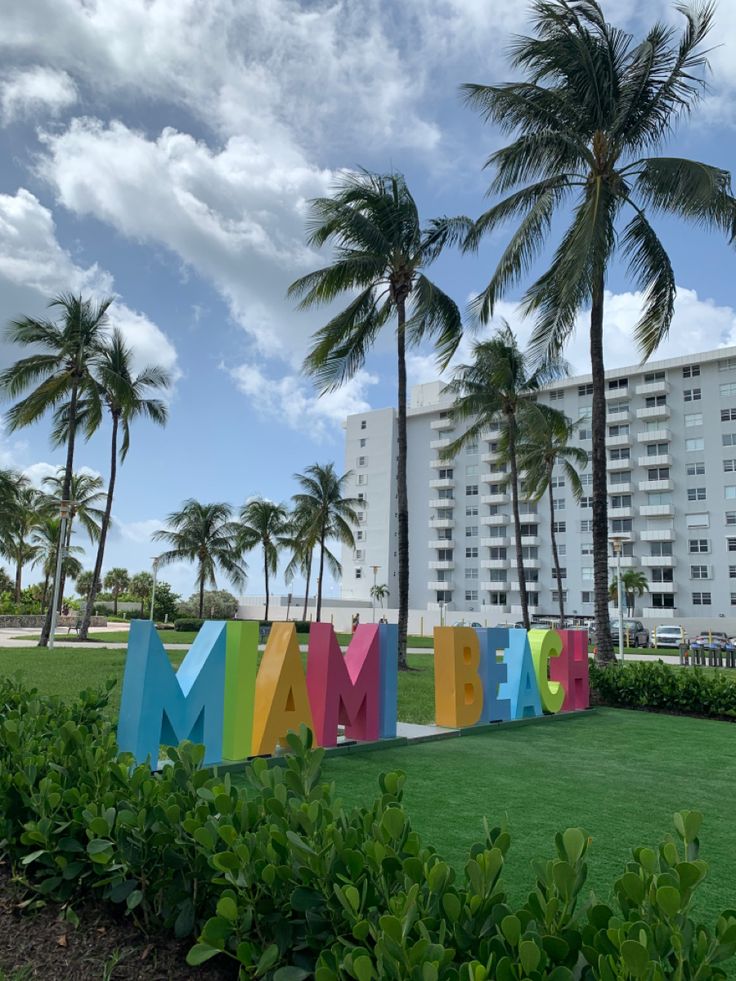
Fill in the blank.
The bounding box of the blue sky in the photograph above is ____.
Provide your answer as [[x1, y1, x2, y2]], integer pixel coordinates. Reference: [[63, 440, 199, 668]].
[[2, 0, 736, 602]]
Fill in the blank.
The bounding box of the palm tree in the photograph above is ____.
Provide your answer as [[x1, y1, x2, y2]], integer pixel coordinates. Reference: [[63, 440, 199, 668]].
[[75, 570, 101, 601], [0, 468, 21, 542], [370, 582, 389, 609], [445, 324, 564, 629], [516, 403, 588, 626], [1, 479, 42, 602], [129, 571, 153, 616], [104, 567, 129, 616], [153, 500, 247, 618], [291, 464, 360, 629], [283, 502, 319, 621], [0, 293, 111, 645], [289, 170, 462, 670], [609, 569, 649, 618], [457, 0, 736, 662], [75, 331, 170, 639], [238, 498, 290, 621], [30, 517, 83, 611]]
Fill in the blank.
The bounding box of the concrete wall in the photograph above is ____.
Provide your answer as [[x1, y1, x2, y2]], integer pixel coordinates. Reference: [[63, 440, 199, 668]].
[[0, 615, 107, 628]]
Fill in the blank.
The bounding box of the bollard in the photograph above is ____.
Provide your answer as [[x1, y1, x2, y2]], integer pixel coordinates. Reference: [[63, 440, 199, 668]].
[[679, 643, 687, 666], [420, 616, 424, 637]]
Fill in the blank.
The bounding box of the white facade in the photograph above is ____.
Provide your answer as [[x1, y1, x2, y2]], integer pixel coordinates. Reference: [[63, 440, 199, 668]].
[[341, 345, 736, 621]]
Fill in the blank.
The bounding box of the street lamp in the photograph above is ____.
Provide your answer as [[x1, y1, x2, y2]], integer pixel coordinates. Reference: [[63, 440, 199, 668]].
[[371, 564, 380, 622], [149, 556, 160, 622], [609, 535, 625, 662], [48, 499, 71, 652]]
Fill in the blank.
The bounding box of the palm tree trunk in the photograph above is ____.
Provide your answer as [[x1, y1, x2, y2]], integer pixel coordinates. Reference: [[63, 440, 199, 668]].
[[263, 546, 270, 621], [57, 511, 75, 614], [316, 526, 326, 622], [591, 272, 614, 663], [302, 549, 312, 621], [14, 556, 22, 604], [198, 568, 205, 619], [396, 298, 409, 670], [507, 410, 529, 630], [548, 481, 565, 628], [39, 383, 78, 647], [80, 416, 118, 640], [41, 573, 49, 611]]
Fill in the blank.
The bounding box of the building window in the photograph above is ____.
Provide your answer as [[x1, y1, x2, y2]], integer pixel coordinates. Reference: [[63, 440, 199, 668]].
[[683, 389, 701, 402], [465, 525, 478, 538], [466, 440, 479, 453], [683, 364, 700, 378], [689, 539, 710, 553], [727, 512, 736, 526], [465, 590, 478, 602], [465, 484, 478, 496], [687, 462, 705, 476], [581, 591, 593, 603], [553, 497, 565, 510], [609, 377, 628, 390], [729, 538, 736, 552], [355, 568, 362, 579], [610, 448, 631, 460], [651, 593, 675, 609], [724, 433, 736, 446], [550, 474, 566, 488], [722, 408, 736, 422], [552, 590, 568, 603], [489, 547, 507, 560], [686, 513, 709, 527], [686, 438, 705, 451], [490, 592, 507, 605], [356, 530, 364, 541], [578, 383, 593, 396], [727, 486, 736, 499], [581, 542, 593, 555], [647, 442, 669, 457], [610, 519, 633, 533], [465, 464, 479, 476], [357, 455, 367, 466], [354, 549, 364, 561], [609, 401, 629, 415], [553, 521, 566, 533], [579, 473, 593, 487], [651, 568, 674, 583], [646, 395, 667, 407], [489, 526, 506, 539], [610, 470, 631, 485], [720, 382, 736, 396], [647, 492, 672, 506], [610, 494, 632, 509], [436, 591, 452, 603], [687, 487, 707, 502], [549, 389, 564, 401], [578, 427, 592, 440], [465, 547, 478, 558], [685, 413, 703, 427], [356, 474, 367, 486], [608, 424, 630, 436], [580, 496, 593, 508], [647, 467, 670, 480], [692, 592, 712, 606], [359, 438, 367, 448], [360, 419, 367, 430], [719, 357, 736, 372], [690, 565, 710, 579], [580, 520, 593, 533], [650, 542, 673, 556], [581, 567, 594, 581], [465, 504, 478, 517], [438, 467, 453, 479], [465, 568, 479, 580], [521, 546, 538, 559], [731, 566, 736, 578]]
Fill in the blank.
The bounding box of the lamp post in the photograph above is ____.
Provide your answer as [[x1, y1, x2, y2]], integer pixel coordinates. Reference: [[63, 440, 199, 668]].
[[371, 564, 380, 622], [610, 536, 625, 663], [48, 499, 71, 652], [149, 556, 160, 622]]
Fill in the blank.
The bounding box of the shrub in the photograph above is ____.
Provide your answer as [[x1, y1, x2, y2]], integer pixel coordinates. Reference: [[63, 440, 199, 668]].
[[173, 617, 204, 632], [1, 677, 735, 979], [180, 589, 238, 620], [590, 660, 736, 719]]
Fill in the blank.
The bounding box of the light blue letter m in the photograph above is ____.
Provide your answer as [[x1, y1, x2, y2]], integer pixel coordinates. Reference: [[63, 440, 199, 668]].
[[117, 620, 226, 767]]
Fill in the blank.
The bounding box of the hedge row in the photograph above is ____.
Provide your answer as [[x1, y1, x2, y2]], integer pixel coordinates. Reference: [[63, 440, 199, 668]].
[[1, 677, 735, 978], [590, 660, 736, 719]]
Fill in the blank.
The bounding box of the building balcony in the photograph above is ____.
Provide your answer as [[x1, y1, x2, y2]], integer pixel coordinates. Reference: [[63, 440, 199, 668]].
[[608, 482, 632, 494], [481, 537, 510, 548], [605, 385, 629, 398], [643, 608, 675, 620], [609, 506, 634, 519], [427, 579, 453, 591], [606, 433, 632, 447], [607, 457, 631, 471], [510, 581, 542, 591], [607, 406, 631, 421], [429, 458, 446, 469], [640, 529, 675, 541], [608, 555, 636, 568], [648, 581, 675, 594], [430, 437, 451, 451], [636, 405, 671, 421], [429, 518, 455, 529], [481, 450, 502, 463], [518, 510, 540, 522], [638, 478, 673, 493], [429, 497, 455, 509], [480, 601, 511, 613], [639, 504, 675, 517], [608, 530, 636, 542], [481, 513, 508, 526], [642, 555, 675, 567], [637, 428, 671, 443], [482, 493, 509, 505], [429, 477, 455, 490], [635, 380, 669, 396], [521, 535, 540, 546], [482, 558, 510, 570], [430, 417, 453, 430], [429, 560, 454, 571], [428, 538, 454, 549], [637, 453, 672, 467], [510, 557, 541, 569], [481, 581, 509, 593]]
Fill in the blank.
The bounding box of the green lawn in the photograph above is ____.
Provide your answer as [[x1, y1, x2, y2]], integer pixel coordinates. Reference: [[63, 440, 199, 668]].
[[11, 629, 437, 649], [321, 708, 736, 925]]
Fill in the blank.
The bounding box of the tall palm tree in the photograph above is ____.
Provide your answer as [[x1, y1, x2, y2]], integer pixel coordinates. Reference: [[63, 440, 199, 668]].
[[238, 498, 290, 621], [129, 571, 154, 616], [291, 464, 360, 629], [153, 500, 247, 618], [457, 0, 736, 662], [1, 480, 42, 602], [0, 293, 111, 645], [609, 569, 649, 618], [370, 582, 389, 609], [30, 517, 84, 611], [104, 567, 129, 616], [283, 502, 319, 621], [445, 324, 564, 629], [73, 331, 170, 639], [516, 403, 588, 626], [289, 170, 462, 670], [0, 468, 21, 542]]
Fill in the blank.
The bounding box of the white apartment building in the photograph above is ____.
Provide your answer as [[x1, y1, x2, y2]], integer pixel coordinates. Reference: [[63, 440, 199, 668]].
[[341, 344, 736, 621]]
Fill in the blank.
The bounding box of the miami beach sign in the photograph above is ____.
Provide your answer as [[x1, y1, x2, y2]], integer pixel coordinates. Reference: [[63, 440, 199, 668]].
[[117, 620, 589, 767]]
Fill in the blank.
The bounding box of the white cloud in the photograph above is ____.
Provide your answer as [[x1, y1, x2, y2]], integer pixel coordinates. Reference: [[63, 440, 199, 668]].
[[0, 66, 77, 124], [22, 461, 102, 489], [0, 187, 180, 381], [229, 362, 378, 439]]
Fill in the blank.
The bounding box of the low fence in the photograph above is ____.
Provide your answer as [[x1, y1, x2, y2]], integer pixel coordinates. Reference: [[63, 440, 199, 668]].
[[0, 615, 107, 629]]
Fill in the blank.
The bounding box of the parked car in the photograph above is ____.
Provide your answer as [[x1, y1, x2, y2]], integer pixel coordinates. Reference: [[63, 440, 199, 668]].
[[452, 619, 483, 629], [691, 631, 730, 648], [653, 624, 687, 649], [609, 618, 649, 648]]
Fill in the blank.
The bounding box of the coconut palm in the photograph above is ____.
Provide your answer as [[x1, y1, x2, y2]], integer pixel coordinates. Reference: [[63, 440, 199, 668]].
[[42, 470, 106, 546], [283, 502, 320, 621], [76, 570, 102, 600], [153, 500, 247, 618], [370, 582, 389, 609], [1, 480, 42, 602], [1, 293, 111, 645], [445, 324, 565, 629], [104, 567, 129, 616], [291, 464, 360, 629], [238, 499, 290, 621], [129, 571, 154, 616], [70, 331, 170, 638], [457, 0, 736, 661], [290, 170, 462, 669], [0, 468, 21, 541], [30, 517, 84, 611], [609, 569, 649, 618], [516, 403, 588, 626]]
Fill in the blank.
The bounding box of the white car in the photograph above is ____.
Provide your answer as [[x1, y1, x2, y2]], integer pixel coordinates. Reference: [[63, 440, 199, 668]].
[[653, 624, 687, 649]]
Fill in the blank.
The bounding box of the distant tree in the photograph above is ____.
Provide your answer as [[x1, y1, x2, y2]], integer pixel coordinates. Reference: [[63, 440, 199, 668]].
[[0, 567, 14, 596], [609, 570, 649, 618], [104, 567, 130, 615], [370, 583, 389, 608], [1, 479, 42, 601], [153, 500, 247, 618], [181, 589, 239, 620], [129, 571, 154, 616], [283, 502, 319, 621], [238, 498, 290, 621], [76, 570, 102, 599], [31, 516, 84, 610], [150, 581, 180, 623]]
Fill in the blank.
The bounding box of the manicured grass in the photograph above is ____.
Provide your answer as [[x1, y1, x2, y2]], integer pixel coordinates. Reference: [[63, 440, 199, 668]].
[[322, 708, 736, 924]]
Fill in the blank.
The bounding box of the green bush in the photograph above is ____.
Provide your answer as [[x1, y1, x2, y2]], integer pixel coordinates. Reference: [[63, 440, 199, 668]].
[[590, 660, 736, 719], [173, 617, 204, 632], [1, 677, 735, 979]]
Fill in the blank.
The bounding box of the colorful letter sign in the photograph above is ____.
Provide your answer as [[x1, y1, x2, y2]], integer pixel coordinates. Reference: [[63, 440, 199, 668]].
[[116, 621, 588, 766]]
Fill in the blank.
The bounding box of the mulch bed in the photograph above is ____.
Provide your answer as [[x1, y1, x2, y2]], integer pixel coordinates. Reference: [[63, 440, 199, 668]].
[[0, 867, 236, 980]]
